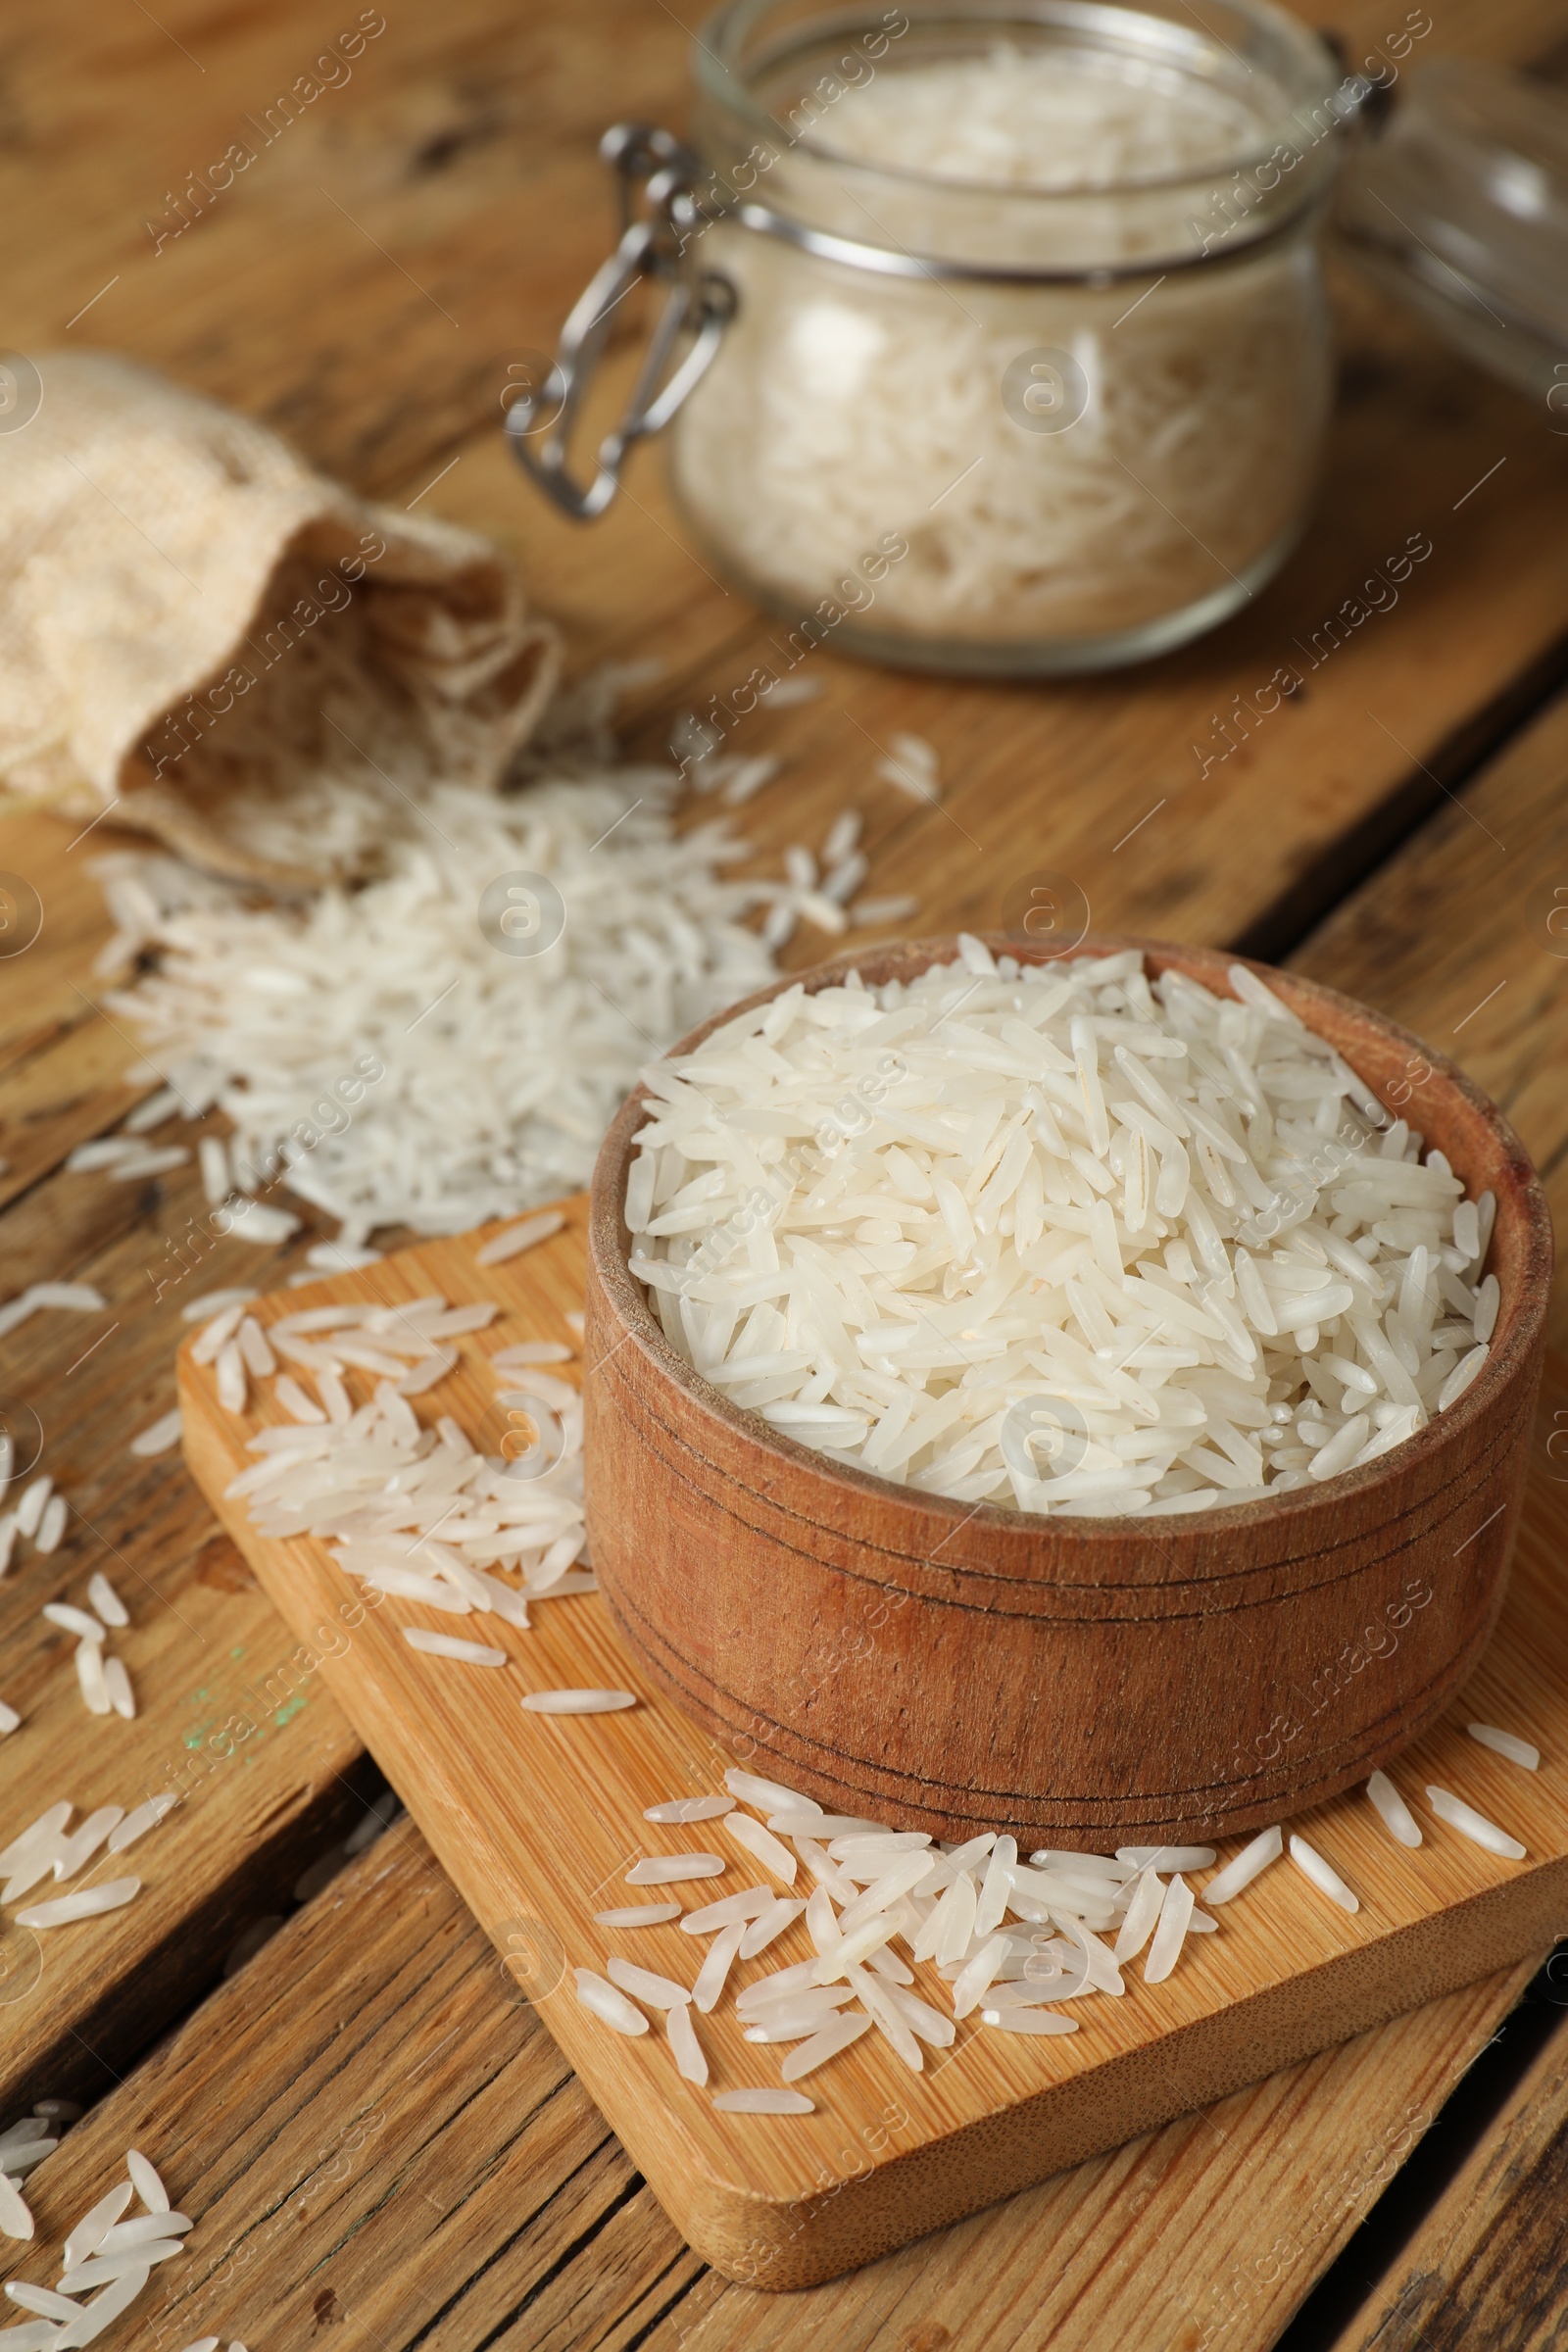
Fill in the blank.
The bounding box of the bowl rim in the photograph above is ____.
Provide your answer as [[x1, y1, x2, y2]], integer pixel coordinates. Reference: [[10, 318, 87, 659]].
[[588, 930, 1553, 1544]]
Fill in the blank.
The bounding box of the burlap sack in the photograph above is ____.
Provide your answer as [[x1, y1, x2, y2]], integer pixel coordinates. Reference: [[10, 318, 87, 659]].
[[0, 351, 561, 883]]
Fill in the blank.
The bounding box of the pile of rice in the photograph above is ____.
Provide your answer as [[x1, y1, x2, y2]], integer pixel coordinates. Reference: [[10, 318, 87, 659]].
[[628, 942, 1498, 1516], [94, 772, 788, 1242]]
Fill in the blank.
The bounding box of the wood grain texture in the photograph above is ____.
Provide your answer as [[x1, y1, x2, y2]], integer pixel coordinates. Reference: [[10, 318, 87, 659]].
[[643, 1959, 1547, 2352], [0, 1814, 701, 2352], [177, 1205, 1568, 2289], [586, 932, 1551, 1843], [1321, 1994, 1568, 2352], [0, 0, 1565, 2336], [1287, 685, 1568, 1375], [0, 2, 1564, 997], [0, 1217, 375, 2119], [0, 1804, 1538, 2352]]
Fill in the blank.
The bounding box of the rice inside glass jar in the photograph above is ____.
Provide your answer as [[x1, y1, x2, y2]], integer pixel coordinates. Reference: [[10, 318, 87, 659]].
[[667, 0, 1345, 672]]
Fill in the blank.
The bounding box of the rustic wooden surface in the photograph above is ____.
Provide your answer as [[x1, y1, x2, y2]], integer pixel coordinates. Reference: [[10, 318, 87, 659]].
[[1320, 1981, 1568, 2352], [0, 1811, 1544, 2352], [2, 0, 1568, 2338], [175, 1209, 1568, 2288], [585, 934, 1551, 1845]]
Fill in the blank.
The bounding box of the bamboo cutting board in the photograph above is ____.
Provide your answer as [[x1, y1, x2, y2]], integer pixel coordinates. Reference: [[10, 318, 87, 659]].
[[177, 1195, 1568, 2290]]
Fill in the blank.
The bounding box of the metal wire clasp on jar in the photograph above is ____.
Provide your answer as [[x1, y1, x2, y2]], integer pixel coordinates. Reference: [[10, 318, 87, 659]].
[[511, 0, 1357, 677]]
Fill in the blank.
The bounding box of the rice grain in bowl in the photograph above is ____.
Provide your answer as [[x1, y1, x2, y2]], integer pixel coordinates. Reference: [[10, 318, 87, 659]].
[[584, 936, 1551, 1842]]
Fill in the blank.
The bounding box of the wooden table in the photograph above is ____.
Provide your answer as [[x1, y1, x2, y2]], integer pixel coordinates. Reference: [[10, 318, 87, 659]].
[[3, 1, 1568, 2344]]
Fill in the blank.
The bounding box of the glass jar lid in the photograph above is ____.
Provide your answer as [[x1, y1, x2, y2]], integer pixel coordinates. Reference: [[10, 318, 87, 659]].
[[1338, 58, 1568, 401]]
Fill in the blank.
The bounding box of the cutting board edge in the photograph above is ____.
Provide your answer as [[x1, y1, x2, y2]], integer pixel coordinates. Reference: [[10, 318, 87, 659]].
[[177, 1337, 1568, 2292]]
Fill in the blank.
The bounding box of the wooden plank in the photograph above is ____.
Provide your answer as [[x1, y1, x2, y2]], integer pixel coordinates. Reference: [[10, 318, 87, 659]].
[[1321, 1995, 1568, 2352], [0, 0, 1563, 2333], [0, 0, 688, 492], [642, 1963, 1546, 2352], [0, 1814, 699, 2351], [0, 0, 1547, 496], [175, 1202, 1568, 2289], [42, 616, 1533, 2344], [0, 1095, 379, 2113], [0, 0, 1566, 984], [1286, 688, 1568, 1358], [0, 1805, 1539, 2352]]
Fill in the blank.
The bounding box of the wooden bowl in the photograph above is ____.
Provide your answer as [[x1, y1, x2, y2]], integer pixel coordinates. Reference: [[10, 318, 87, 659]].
[[583, 936, 1551, 1842]]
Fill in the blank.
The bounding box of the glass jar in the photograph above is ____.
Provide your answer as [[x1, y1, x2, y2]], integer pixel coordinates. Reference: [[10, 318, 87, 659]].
[[1338, 56, 1568, 409], [514, 0, 1348, 676]]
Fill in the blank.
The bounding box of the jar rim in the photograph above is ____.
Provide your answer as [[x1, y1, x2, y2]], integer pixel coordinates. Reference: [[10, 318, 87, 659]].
[[693, 0, 1348, 205]]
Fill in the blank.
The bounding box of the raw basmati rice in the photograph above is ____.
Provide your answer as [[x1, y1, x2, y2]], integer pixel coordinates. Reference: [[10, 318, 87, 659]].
[[95, 757, 802, 1239], [1201, 1824, 1282, 1904], [626, 1855, 726, 1885], [692, 1920, 747, 2011], [780, 2015, 872, 2079], [980, 2010, 1080, 2034], [594, 1904, 681, 1928], [94, 1671, 135, 1740], [51, 1808, 122, 1880], [665, 1997, 709, 2084], [739, 1897, 808, 1958], [629, 945, 1495, 1515], [1288, 1834, 1359, 1913], [273, 1375, 325, 1424], [1142, 1875, 1196, 1983], [34, 1494, 67, 1554], [216, 1345, 247, 1413], [1365, 1770, 1422, 1848], [402, 1630, 506, 1666], [0, 2172, 32, 2239], [75, 1641, 111, 1717], [106, 1794, 177, 1853], [711, 2087, 814, 2114], [125, 2149, 169, 2213], [199, 1135, 230, 1204], [44, 1603, 104, 1642], [0, 1804, 72, 1876], [522, 1689, 634, 1715], [674, 37, 1325, 652], [606, 1956, 690, 2009], [68, 1139, 142, 1172], [1426, 1785, 1526, 1859], [17, 1878, 139, 1929], [476, 1210, 565, 1266], [0, 1284, 108, 1342], [1467, 1722, 1540, 1770], [14, 1477, 50, 1539], [62, 2183, 133, 2269], [572, 1968, 648, 2035], [179, 1288, 256, 1322], [725, 1814, 798, 1885], [109, 1146, 188, 1180], [683, 1887, 774, 1934], [7, 2283, 81, 2319], [105, 1656, 138, 1729], [235, 1317, 276, 1378], [61, 2239, 184, 2288], [86, 1573, 128, 1629], [645, 1796, 734, 1824], [97, 2211, 191, 2251]]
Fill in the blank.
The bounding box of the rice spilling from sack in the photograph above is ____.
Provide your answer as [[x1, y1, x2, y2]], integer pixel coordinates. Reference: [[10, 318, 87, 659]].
[[92, 760, 786, 1238], [626, 942, 1498, 1516]]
